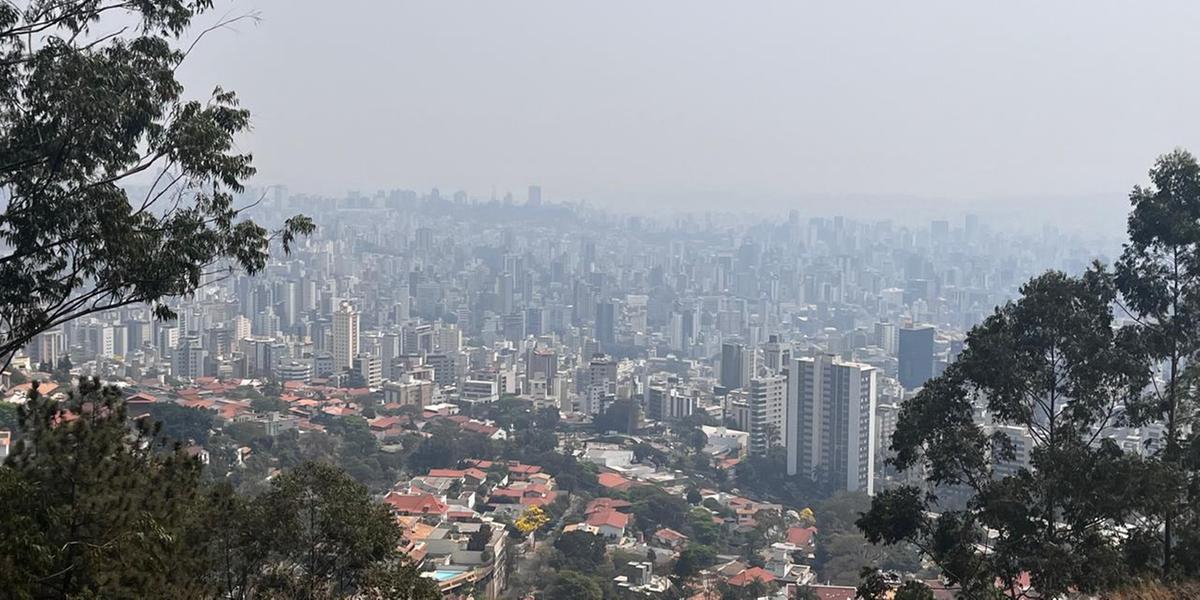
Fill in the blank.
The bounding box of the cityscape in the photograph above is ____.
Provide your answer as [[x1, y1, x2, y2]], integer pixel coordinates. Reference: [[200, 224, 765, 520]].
[[5, 2, 1200, 600]]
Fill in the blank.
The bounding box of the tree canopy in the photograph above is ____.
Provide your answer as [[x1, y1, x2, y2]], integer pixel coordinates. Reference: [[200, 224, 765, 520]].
[[859, 149, 1200, 596], [0, 380, 436, 599], [0, 0, 313, 365]]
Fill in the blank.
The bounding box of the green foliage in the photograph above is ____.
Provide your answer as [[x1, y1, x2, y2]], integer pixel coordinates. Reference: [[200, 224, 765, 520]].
[[687, 507, 722, 546], [859, 269, 1150, 595], [856, 152, 1200, 595], [0, 0, 313, 364], [894, 580, 936, 600], [405, 420, 497, 475], [0, 380, 431, 599], [554, 530, 608, 571], [0, 379, 209, 597], [144, 401, 215, 444], [816, 493, 919, 586], [734, 447, 829, 507], [544, 570, 604, 600], [794, 586, 820, 600], [0, 401, 17, 432], [1114, 148, 1200, 577], [673, 544, 717, 577], [628, 485, 691, 534], [251, 395, 289, 414]]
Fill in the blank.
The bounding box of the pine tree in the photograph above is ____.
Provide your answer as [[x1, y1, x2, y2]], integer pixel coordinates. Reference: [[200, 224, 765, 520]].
[[0, 378, 210, 597]]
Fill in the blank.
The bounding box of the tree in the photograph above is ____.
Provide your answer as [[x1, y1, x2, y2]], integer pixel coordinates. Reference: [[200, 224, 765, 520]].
[[858, 270, 1149, 596], [514, 505, 551, 536], [687, 507, 722, 546], [894, 580, 936, 600], [0, 0, 313, 368], [544, 570, 603, 600], [673, 544, 717, 578], [795, 586, 820, 600], [467, 524, 493, 552], [0, 379, 209, 598], [251, 462, 404, 598], [51, 355, 73, 384], [1114, 148, 1200, 577], [629, 485, 691, 533], [251, 395, 289, 414], [0, 401, 17, 431], [145, 401, 215, 444], [683, 426, 708, 453], [555, 530, 608, 571]]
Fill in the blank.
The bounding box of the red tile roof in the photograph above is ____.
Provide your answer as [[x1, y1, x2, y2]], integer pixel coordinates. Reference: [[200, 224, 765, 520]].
[[654, 527, 689, 542], [383, 492, 448, 515], [728, 567, 775, 587], [585, 508, 630, 530], [786, 526, 818, 546], [807, 586, 857, 600], [586, 497, 633, 514], [597, 472, 634, 491]]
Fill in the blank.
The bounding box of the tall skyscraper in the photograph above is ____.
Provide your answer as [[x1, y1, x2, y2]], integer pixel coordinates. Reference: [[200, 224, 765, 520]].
[[786, 355, 877, 495], [720, 341, 753, 391], [527, 185, 542, 207], [898, 326, 935, 389], [332, 302, 360, 373], [595, 301, 616, 349]]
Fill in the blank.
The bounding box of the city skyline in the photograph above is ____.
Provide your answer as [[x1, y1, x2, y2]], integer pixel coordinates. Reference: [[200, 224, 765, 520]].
[[171, 1, 1200, 231]]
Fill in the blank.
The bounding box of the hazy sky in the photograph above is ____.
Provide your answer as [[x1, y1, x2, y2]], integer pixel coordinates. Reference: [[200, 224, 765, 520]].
[[178, 1, 1200, 226]]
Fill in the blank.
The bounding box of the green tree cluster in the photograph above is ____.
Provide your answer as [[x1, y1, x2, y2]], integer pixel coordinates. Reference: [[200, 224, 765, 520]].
[[859, 150, 1200, 596], [0, 381, 437, 599]]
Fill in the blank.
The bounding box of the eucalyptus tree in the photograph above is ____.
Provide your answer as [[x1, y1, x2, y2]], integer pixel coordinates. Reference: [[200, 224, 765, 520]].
[[858, 269, 1148, 597], [0, 0, 313, 364]]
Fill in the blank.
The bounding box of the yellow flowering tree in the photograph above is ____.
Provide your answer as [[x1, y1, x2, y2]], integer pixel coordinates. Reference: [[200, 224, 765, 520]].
[[514, 505, 551, 536], [798, 507, 815, 527]]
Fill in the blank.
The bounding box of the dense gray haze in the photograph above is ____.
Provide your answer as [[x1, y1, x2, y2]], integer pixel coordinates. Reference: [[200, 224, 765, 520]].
[[179, 1, 1200, 230]]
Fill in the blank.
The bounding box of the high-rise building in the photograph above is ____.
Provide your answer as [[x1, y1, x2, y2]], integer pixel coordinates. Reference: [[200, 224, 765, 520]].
[[874, 322, 899, 355], [526, 348, 558, 390], [527, 185, 542, 207], [748, 374, 787, 456], [720, 341, 753, 391], [786, 355, 877, 495], [595, 301, 616, 349], [353, 353, 382, 387], [424, 352, 456, 388], [644, 373, 694, 422], [761, 335, 792, 375], [172, 335, 206, 380], [332, 302, 360, 373], [583, 353, 617, 415], [898, 326, 935, 389]]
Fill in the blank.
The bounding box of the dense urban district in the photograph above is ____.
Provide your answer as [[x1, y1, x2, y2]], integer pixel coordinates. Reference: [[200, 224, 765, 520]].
[[9, 4, 1200, 599], [2, 183, 1125, 599]]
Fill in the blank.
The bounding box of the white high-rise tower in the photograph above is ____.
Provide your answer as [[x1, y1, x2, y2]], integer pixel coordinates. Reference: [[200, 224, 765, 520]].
[[332, 302, 360, 373], [786, 354, 877, 495]]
